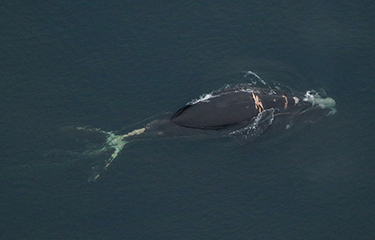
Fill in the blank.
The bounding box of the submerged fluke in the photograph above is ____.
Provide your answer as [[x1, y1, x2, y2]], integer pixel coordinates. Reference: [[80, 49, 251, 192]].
[[75, 71, 336, 182], [76, 127, 146, 182]]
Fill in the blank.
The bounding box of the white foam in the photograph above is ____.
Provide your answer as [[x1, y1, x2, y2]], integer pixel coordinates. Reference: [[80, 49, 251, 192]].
[[228, 108, 275, 140], [189, 84, 264, 105], [243, 70, 267, 86], [190, 93, 215, 104], [303, 91, 337, 115]]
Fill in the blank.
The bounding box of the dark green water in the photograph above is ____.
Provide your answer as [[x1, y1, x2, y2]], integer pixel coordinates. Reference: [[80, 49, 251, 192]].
[[1, 1, 374, 239]]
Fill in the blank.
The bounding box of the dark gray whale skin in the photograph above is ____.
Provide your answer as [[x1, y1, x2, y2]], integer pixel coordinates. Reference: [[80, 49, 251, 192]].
[[171, 88, 305, 130], [135, 87, 332, 141]]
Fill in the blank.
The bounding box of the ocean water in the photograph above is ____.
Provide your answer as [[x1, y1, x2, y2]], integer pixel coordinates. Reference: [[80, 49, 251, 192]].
[[1, 1, 375, 239]]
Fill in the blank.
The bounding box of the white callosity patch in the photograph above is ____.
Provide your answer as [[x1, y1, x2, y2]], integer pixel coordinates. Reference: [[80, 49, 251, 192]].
[[293, 97, 299, 105]]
